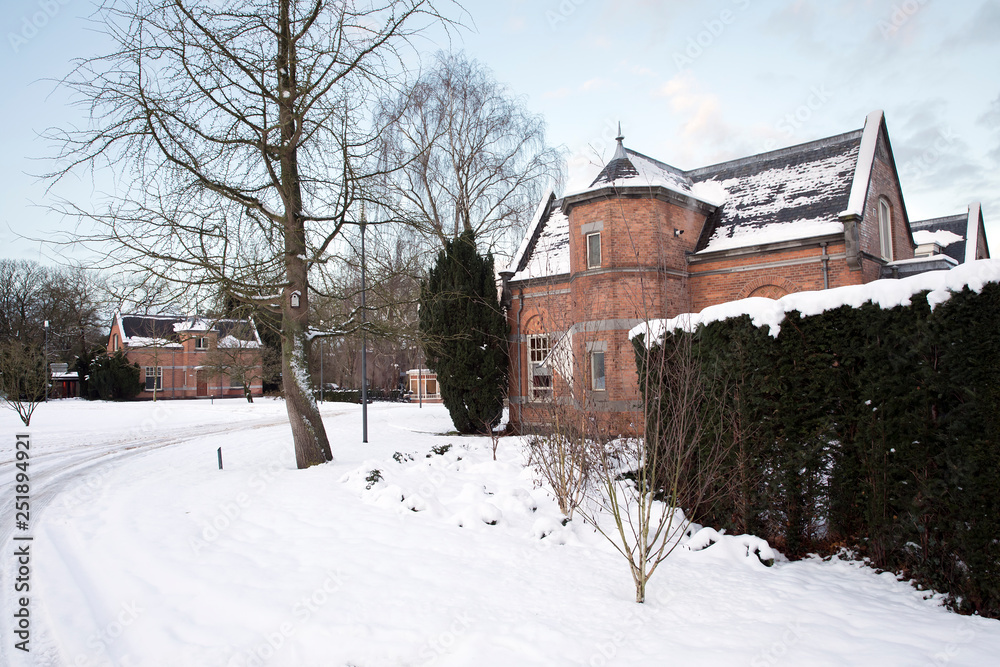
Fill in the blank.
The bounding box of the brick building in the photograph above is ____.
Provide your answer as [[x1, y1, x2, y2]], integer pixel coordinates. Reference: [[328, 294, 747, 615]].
[[500, 110, 990, 431], [107, 313, 264, 399]]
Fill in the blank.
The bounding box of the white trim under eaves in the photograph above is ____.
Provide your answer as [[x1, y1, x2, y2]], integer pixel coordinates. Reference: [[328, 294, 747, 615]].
[[839, 110, 884, 218], [966, 202, 981, 264]]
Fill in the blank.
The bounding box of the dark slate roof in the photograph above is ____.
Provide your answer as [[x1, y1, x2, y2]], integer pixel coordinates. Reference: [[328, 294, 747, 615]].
[[686, 131, 863, 252], [119, 314, 259, 346], [510, 122, 874, 277], [910, 214, 967, 264]]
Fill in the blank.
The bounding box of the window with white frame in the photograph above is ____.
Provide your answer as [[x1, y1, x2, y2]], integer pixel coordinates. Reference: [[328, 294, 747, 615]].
[[878, 197, 893, 260], [591, 351, 606, 391], [528, 334, 552, 401], [112, 333, 119, 352], [587, 232, 602, 269], [144, 366, 163, 391], [195, 336, 209, 350]]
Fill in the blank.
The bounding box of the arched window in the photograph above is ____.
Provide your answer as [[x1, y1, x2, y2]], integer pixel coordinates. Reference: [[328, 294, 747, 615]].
[[112, 333, 119, 351], [878, 197, 893, 260]]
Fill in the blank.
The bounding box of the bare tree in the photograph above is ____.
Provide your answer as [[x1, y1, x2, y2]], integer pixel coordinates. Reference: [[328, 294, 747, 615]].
[[379, 51, 563, 259], [46, 0, 459, 468], [0, 259, 49, 343], [0, 340, 47, 426], [204, 339, 268, 403]]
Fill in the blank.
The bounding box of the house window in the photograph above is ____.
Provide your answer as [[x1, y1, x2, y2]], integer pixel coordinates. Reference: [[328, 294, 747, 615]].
[[112, 333, 119, 352], [591, 351, 606, 391], [528, 334, 552, 401], [587, 232, 601, 269], [425, 378, 437, 395], [195, 336, 208, 350], [878, 197, 893, 260], [144, 366, 163, 391]]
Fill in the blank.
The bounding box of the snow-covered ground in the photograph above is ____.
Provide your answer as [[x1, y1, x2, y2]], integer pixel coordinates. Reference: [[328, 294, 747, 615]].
[[2, 398, 999, 666]]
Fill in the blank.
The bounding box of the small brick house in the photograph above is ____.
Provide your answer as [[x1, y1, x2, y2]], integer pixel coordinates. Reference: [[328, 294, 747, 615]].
[[107, 313, 264, 399], [405, 368, 443, 404], [500, 110, 990, 431]]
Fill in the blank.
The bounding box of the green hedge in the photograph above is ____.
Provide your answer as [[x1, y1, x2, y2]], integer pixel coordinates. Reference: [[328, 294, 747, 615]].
[[634, 283, 1000, 617]]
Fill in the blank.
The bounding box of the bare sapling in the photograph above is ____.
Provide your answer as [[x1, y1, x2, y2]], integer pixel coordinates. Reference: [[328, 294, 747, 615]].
[[526, 411, 594, 520], [581, 325, 729, 603]]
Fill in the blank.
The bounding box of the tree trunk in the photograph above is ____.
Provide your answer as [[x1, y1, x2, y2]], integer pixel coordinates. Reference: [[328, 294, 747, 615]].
[[277, 0, 332, 468], [282, 314, 331, 467]]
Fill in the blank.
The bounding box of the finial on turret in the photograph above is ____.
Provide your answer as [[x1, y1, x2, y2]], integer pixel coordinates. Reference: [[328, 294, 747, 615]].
[[612, 122, 626, 160]]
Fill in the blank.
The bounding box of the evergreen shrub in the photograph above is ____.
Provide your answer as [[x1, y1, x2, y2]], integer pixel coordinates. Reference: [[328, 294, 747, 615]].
[[634, 283, 1000, 617]]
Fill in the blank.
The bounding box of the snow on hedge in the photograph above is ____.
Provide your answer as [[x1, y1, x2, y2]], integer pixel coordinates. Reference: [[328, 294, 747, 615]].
[[631, 259, 1000, 344]]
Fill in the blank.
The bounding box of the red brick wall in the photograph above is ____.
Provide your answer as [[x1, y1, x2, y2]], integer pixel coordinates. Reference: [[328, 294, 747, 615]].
[[688, 242, 862, 311]]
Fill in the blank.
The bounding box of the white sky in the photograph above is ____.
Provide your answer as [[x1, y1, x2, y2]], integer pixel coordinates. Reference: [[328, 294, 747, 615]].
[[2, 0, 997, 263]]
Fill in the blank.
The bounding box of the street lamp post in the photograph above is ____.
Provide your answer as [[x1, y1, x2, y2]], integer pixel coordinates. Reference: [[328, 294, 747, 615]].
[[43, 320, 49, 402], [360, 214, 368, 443]]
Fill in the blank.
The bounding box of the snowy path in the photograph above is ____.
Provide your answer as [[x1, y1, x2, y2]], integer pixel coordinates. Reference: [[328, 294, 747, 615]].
[[0, 399, 303, 666], [3, 399, 1000, 666]]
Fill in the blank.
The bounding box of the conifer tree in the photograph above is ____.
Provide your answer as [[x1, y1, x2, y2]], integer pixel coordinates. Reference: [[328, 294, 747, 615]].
[[419, 231, 508, 434]]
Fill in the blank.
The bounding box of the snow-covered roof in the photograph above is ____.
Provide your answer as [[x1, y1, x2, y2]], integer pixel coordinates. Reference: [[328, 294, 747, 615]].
[[631, 258, 1000, 342], [510, 124, 865, 280], [912, 229, 963, 248], [217, 335, 262, 349], [690, 131, 862, 253], [509, 198, 570, 281], [909, 202, 990, 266], [173, 318, 212, 332], [115, 313, 261, 348]]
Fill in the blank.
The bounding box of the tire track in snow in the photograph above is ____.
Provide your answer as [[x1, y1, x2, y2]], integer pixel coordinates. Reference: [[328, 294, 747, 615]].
[[0, 414, 296, 667]]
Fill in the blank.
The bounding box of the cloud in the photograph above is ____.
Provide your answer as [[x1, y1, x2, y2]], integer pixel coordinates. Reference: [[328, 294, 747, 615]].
[[579, 78, 611, 93], [543, 87, 572, 100], [943, 0, 1000, 49], [653, 73, 746, 164], [506, 15, 526, 33], [976, 93, 1000, 164]]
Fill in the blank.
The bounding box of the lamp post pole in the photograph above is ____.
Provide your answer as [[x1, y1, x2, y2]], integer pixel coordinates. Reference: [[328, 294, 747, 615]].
[[43, 320, 49, 402], [319, 337, 324, 403], [360, 214, 368, 443]]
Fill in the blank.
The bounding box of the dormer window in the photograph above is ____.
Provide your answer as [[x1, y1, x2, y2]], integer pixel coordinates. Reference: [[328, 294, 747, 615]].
[[878, 197, 893, 260], [195, 336, 208, 350], [587, 232, 602, 269]]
